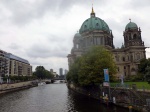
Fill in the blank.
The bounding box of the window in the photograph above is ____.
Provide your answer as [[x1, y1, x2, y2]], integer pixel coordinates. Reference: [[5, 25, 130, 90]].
[[133, 34, 137, 39], [118, 67, 120, 72], [124, 66, 126, 69], [116, 56, 119, 61], [129, 33, 131, 40], [131, 55, 133, 62], [122, 57, 125, 61]]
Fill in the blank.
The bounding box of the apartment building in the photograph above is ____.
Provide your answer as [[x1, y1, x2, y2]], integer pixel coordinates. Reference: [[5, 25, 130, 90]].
[[0, 49, 32, 77]]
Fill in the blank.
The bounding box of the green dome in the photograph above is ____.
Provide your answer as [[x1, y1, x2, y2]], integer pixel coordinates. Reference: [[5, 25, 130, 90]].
[[74, 33, 82, 40], [79, 17, 110, 33], [125, 22, 138, 30], [74, 33, 81, 38]]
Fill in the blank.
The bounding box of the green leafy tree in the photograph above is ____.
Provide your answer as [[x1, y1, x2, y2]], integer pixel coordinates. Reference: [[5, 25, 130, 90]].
[[66, 57, 81, 85], [67, 46, 117, 86], [45, 70, 54, 79], [138, 58, 150, 83], [33, 66, 54, 79], [78, 46, 117, 86], [138, 58, 148, 75], [33, 66, 46, 79]]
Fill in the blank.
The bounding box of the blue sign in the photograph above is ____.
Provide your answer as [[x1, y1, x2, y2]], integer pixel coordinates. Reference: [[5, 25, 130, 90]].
[[104, 69, 109, 82]]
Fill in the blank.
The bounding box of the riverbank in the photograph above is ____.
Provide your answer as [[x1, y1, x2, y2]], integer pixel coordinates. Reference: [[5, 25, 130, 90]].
[[67, 83, 150, 112], [0, 81, 38, 95]]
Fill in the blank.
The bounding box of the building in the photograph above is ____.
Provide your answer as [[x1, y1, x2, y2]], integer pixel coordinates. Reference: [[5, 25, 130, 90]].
[[0, 49, 32, 79], [67, 7, 146, 79], [64, 69, 68, 75], [50, 69, 53, 74], [59, 68, 63, 76], [0, 50, 9, 78]]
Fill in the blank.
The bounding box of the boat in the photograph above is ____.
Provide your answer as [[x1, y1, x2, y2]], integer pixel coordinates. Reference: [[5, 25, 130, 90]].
[[38, 82, 46, 86]]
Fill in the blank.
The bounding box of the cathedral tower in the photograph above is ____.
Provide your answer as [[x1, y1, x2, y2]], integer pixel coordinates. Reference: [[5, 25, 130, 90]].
[[123, 20, 144, 47]]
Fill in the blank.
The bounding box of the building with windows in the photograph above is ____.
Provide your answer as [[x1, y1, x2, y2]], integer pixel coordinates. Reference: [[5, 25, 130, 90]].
[[0, 50, 9, 78], [0, 49, 32, 79], [67, 7, 146, 79]]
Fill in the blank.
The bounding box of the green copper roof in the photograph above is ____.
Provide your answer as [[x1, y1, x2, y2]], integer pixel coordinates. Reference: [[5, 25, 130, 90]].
[[125, 22, 138, 30], [74, 32, 82, 39], [79, 17, 110, 33]]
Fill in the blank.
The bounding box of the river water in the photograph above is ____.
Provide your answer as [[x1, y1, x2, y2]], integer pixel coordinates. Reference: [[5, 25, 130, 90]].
[[0, 83, 129, 112]]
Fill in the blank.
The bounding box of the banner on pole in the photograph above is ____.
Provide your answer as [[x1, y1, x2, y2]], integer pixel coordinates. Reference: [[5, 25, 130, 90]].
[[103, 82, 110, 87], [104, 69, 109, 82]]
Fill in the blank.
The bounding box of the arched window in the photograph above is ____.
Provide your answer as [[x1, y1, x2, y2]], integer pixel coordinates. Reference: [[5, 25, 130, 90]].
[[131, 55, 133, 62], [118, 67, 120, 72], [129, 33, 132, 40], [96, 23, 99, 26], [133, 34, 137, 39], [124, 66, 126, 69], [122, 57, 125, 61]]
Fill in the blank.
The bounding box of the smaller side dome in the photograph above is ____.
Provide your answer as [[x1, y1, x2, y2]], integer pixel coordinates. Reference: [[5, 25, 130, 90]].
[[74, 33, 82, 40], [125, 22, 138, 30]]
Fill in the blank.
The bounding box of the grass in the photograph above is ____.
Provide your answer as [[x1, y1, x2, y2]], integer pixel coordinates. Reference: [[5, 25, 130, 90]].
[[110, 82, 150, 90]]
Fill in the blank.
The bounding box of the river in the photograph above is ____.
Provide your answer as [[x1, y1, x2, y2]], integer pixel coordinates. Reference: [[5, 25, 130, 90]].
[[0, 83, 130, 112]]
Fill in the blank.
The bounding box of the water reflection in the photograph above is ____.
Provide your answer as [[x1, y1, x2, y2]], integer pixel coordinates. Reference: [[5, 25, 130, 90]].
[[0, 84, 129, 112]]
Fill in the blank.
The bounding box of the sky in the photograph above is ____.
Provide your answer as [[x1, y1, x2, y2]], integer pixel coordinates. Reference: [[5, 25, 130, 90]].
[[0, 0, 150, 74]]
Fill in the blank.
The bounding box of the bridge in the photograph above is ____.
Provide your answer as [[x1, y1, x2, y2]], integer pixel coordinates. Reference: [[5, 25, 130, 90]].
[[53, 77, 65, 80]]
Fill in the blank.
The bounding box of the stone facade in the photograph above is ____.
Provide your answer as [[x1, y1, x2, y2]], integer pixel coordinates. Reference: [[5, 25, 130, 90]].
[[67, 8, 146, 78]]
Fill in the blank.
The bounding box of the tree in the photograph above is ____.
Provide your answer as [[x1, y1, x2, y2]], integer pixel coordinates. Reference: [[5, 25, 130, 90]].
[[138, 58, 148, 75], [66, 57, 81, 85], [33, 66, 54, 79], [34, 66, 46, 79], [67, 46, 117, 86], [45, 70, 54, 79], [138, 58, 150, 83]]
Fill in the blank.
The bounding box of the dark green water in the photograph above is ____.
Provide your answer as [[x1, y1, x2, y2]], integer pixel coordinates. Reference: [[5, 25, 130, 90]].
[[0, 83, 130, 112]]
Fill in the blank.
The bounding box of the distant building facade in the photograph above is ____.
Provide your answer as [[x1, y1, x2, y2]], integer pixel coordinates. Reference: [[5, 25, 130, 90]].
[[0, 49, 32, 78], [50, 69, 53, 74], [67, 7, 146, 79], [59, 68, 63, 76], [64, 69, 68, 75]]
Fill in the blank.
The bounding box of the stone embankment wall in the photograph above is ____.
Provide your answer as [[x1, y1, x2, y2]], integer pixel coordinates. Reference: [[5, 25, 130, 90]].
[[0, 81, 38, 95], [67, 83, 101, 99], [67, 83, 150, 112]]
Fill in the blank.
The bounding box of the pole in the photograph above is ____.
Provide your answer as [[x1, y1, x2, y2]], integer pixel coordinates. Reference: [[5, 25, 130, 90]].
[[109, 82, 111, 102], [129, 106, 132, 112]]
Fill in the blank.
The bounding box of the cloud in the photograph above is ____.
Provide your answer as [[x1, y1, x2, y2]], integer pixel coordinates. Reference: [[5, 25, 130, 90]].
[[0, 0, 150, 73], [8, 43, 20, 50], [0, 0, 107, 26], [26, 43, 69, 58]]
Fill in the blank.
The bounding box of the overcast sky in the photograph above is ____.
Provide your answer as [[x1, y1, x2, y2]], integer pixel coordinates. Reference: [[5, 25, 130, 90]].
[[0, 0, 150, 74]]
